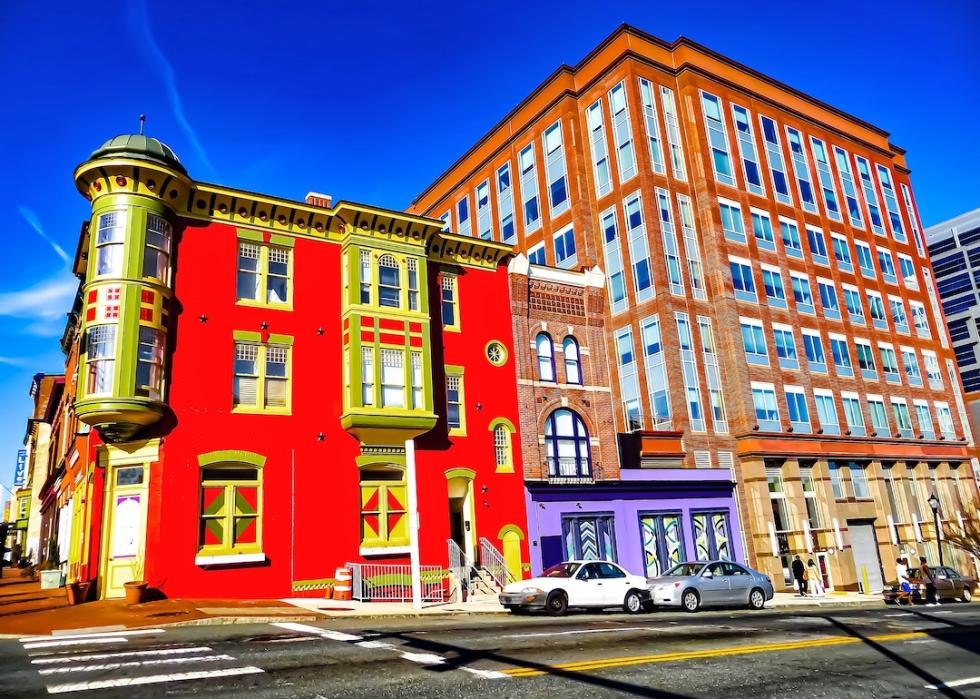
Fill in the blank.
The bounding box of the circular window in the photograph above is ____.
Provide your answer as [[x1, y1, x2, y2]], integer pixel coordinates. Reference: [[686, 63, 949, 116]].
[[486, 341, 508, 367]]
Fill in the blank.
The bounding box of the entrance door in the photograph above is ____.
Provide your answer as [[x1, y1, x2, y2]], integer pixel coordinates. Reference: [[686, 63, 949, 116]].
[[849, 521, 884, 594], [446, 476, 474, 563], [101, 465, 149, 599]]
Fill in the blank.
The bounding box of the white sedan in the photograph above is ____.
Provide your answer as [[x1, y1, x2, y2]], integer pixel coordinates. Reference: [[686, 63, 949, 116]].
[[499, 560, 652, 615]]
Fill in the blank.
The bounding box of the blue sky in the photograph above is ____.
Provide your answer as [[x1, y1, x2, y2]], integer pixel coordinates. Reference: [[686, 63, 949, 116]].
[[0, 0, 977, 494]]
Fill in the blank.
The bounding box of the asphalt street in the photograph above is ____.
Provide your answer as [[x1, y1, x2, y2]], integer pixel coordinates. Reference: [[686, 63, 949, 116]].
[[0, 602, 978, 698]]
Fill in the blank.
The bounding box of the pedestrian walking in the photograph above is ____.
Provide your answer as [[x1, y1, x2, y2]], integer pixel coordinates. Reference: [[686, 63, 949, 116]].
[[807, 558, 825, 597], [919, 557, 939, 606], [792, 555, 807, 596], [895, 556, 912, 605]]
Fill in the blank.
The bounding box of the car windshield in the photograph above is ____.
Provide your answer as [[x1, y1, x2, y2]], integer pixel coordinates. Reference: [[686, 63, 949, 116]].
[[542, 562, 581, 578], [663, 563, 704, 577]]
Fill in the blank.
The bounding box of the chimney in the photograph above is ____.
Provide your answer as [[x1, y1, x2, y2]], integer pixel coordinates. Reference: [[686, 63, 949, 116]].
[[306, 191, 332, 208]]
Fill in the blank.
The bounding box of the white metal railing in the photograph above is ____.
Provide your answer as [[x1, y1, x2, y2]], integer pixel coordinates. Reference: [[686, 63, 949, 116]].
[[478, 537, 516, 589], [546, 456, 592, 478], [346, 562, 446, 602]]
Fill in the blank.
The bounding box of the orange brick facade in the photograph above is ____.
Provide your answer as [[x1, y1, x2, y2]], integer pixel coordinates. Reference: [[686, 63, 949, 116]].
[[411, 25, 980, 590]]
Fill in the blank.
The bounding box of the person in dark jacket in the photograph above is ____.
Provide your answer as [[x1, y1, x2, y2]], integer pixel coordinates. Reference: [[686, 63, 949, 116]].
[[792, 555, 807, 596], [919, 557, 939, 606]]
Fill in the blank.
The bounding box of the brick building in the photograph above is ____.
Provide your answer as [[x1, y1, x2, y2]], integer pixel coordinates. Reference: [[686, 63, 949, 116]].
[[410, 25, 980, 590]]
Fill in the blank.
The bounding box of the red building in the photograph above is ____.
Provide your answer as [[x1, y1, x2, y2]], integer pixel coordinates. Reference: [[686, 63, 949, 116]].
[[68, 135, 529, 600]]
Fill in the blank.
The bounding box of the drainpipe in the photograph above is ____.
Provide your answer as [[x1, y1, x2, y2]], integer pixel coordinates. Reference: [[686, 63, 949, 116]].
[[405, 438, 422, 609]]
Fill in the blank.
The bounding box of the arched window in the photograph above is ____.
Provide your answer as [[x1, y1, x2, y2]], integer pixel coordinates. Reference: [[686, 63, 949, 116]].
[[536, 333, 555, 382], [490, 419, 516, 473], [563, 336, 582, 385], [545, 409, 591, 477], [378, 255, 401, 308]]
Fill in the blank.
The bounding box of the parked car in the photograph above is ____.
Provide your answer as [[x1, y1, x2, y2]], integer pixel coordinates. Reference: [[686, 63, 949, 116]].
[[647, 560, 775, 612], [882, 566, 977, 604], [499, 560, 652, 616]]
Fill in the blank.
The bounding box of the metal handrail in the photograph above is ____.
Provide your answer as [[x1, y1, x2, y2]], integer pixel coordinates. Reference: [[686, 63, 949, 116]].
[[478, 536, 516, 589]]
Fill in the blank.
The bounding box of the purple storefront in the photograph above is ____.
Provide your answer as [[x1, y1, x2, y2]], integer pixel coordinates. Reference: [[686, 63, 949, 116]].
[[525, 468, 746, 577]]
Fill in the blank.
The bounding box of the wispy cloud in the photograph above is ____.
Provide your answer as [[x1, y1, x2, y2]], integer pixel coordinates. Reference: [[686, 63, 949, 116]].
[[18, 207, 70, 264], [0, 356, 33, 368], [0, 274, 77, 325], [128, 0, 216, 177]]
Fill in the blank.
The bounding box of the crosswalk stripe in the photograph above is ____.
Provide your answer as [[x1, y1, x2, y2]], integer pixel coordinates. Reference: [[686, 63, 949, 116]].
[[32, 647, 213, 665], [39, 655, 234, 675], [20, 629, 164, 643], [24, 638, 125, 651], [45, 666, 265, 693], [271, 622, 361, 642]]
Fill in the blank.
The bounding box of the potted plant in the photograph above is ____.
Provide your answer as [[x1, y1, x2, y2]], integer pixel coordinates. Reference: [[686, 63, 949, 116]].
[[67, 579, 91, 605], [39, 540, 64, 590], [123, 553, 147, 605]]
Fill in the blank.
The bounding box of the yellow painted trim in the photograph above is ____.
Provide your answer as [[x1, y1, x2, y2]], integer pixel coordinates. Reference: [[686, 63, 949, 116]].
[[498, 524, 525, 540], [488, 417, 516, 432], [356, 455, 407, 468], [198, 450, 267, 468], [444, 467, 476, 481], [485, 340, 509, 366], [231, 340, 292, 415], [235, 239, 294, 312], [267, 333, 294, 346], [233, 330, 262, 342], [446, 365, 466, 437], [101, 438, 161, 466]]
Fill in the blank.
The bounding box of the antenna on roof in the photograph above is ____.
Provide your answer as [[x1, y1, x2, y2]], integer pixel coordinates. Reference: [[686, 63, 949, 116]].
[[139, 114, 146, 135]]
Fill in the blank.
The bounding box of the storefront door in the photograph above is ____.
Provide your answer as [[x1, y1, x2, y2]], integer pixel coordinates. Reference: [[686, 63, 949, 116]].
[[562, 515, 616, 562], [100, 465, 148, 599], [692, 511, 732, 561]]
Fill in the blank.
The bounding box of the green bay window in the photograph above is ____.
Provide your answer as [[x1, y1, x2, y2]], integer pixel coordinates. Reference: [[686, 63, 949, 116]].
[[136, 326, 165, 400], [86, 324, 117, 396], [95, 211, 126, 277], [142, 213, 172, 282]]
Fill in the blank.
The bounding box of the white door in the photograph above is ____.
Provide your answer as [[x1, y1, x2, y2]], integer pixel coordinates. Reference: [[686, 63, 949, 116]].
[[570, 562, 604, 606]]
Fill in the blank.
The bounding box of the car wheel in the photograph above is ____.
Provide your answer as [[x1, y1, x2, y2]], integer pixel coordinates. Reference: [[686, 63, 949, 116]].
[[748, 588, 766, 610], [623, 590, 645, 614], [546, 591, 568, 616], [682, 589, 700, 612], [962, 587, 973, 603]]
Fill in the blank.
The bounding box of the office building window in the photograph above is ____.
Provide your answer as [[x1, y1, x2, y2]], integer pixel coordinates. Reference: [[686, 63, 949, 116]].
[[901, 347, 922, 386], [752, 382, 780, 431], [587, 99, 612, 197], [456, 195, 471, 236], [553, 225, 577, 269], [802, 329, 826, 372], [877, 247, 897, 284], [656, 189, 685, 295], [767, 466, 791, 531], [625, 192, 654, 302], [891, 398, 913, 437], [856, 339, 876, 378], [476, 179, 493, 240], [773, 324, 798, 370], [851, 463, 871, 499], [875, 164, 906, 242], [807, 226, 829, 265], [810, 137, 841, 221], [814, 389, 840, 435], [801, 467, 823, 528], [638, 78, 666, 174], [828, 461, 846, 499], [842, 392, 865, 436], [641, 315, 672, 428], [879, 343, 900, 382], [660, 85, 687, 179], [898, 254, 917, 289], [543, 120, 569, 215], [868, 291, 888, 329], [914, 401, 934, 439], [855, 155, 885, 235], [780, 217, 803, 257], [831, 234, 852, 271], [701, 91, 735, 187], [791, 273, 815, 314], [610, 81, 637, 182], [834, 146, 864, 229], [741, 318, 768, 365], [900, 183, 925, 254], [751, 210, 775, 251], [817, 278, 840, 319], [527, 242, 546, 266], [759, 115, 792, 204], [762, 266, 786, 307], [868, 395, 889, 435], [676, 313, 705, 432], [843, 285, 864, 323], [829, 334, 852, 376], [601, 207, 628, 314], [697, 316, 727, 432], [786, 127, 817, 213], [935, 402, 955, 439], [786, 385, 810, 432], [496, 163, 515, 243], [911, 302, 930, 338], [615, 326, 643, 430], [519, 143, 541, 232], [677, 194, 707, 300], [732, 104, 764, 195], [730, 256, 756, 301], [719, 199, 746, 243], [855, 241, 875, 278], [889, 296, 909, 333]]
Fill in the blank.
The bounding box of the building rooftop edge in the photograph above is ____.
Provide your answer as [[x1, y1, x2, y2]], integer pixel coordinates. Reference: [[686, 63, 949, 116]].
[[410, 22, 896, 207]]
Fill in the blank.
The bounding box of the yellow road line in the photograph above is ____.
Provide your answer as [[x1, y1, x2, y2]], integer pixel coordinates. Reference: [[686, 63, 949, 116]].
[[503, 631, 925, 677]]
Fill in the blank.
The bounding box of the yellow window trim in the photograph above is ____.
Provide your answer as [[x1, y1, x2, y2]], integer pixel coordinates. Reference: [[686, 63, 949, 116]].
[[446, 365, 466, 437], [354, 247, 426, 315], [198, 464, 263, 558], [441, 273, 461, 333], [236, 239, 294, 311], [232, 340, 292, 415]]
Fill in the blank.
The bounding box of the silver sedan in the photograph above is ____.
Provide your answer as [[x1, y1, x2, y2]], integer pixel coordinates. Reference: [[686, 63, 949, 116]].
[[648, 560, 775, 612]]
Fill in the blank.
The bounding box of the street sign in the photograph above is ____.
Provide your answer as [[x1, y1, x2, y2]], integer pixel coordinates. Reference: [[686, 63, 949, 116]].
[[13, 450, 26, 488]]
